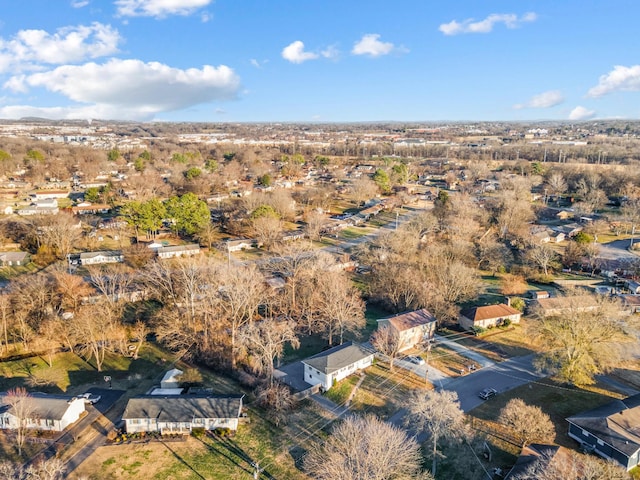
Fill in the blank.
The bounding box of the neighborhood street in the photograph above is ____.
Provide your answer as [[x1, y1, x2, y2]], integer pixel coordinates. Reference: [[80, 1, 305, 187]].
[[441, 354, 544, 412]]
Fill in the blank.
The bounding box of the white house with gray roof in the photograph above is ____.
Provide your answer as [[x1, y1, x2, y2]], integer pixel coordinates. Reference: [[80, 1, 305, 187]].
[[0, 392, 86, 432], [301, 342, 374, 391], [122, 395, 244, 434], [156, 244, 201, 259]]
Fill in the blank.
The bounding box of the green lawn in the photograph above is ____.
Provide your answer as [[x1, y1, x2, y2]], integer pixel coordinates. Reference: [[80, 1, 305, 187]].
[[469, 378, 623, 449], [0, 342, 174, 394], [324, 375, 358, 405]]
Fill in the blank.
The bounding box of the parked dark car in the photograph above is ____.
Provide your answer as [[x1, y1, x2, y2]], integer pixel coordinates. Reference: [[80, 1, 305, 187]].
[[478, 388, 497, 400]]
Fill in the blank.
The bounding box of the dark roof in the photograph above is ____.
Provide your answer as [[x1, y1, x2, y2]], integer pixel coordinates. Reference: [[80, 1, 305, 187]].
[[505, 443, 561, 480], [122, 395, 243, 422], [0, 392, 81, 421], [460, 304, 521, 322], [302, 342, 373, 374], [380, 308, 436, 332], [567, 393, 640, 457]]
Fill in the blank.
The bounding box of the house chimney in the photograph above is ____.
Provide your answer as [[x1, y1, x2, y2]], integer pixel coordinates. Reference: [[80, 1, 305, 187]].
[[504, 297, 511, 307]]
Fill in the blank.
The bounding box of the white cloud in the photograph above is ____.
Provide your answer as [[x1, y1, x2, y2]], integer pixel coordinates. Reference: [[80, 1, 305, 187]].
[[439, 12, 537, 35], [115, 0, 212, 18], [352, 34, 395, 57], [281, 41, 319, 64], [587, 65, 640, 97], [200, 11, 212, 23], [321, 45, 340, 60], [0, 23, 120, 73], [514, 90, 564, 109], [568, 106, 596, 120], [3, 59, 240, 121], [71, 0, 89, 7]]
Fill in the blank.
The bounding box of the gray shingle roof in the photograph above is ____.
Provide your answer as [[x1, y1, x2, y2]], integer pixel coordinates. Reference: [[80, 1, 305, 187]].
[[567, 393, 640, 457], [0, 392, 80, 421], [122, 395, 243, 422], [302, 342, 373, 375]]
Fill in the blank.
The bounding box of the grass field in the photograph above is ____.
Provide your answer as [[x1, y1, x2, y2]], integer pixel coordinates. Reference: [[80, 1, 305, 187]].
[[469, 377, 624, 449]]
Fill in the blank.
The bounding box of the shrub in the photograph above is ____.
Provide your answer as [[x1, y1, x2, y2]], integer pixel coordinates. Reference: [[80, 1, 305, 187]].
[[214, 428, 231, 437], [502, 318, 512, 328], [191, 427, 205, 438], [472, 326, 487, 336]]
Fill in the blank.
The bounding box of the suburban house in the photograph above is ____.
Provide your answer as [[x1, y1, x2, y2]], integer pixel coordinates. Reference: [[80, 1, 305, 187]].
[[122, 395, 244, 434], [505, 444, 573, 479], [377, 308, 437, 352], [224, 238, 258, 252], [531, 295, 600, 317], [458, 303, 521, 331], [156, 244, 201, 259], [567, 393, 640, 470], [625, 280, 640, 295], [619, 295, 640, 314], [33, 190, 69, 200], [0, 251, 30, 267], [68, 250, 124, 266], [18, 204, 59, 216], [527, 290, 550, 300], [70, 203, 112, 215], [0, 392, 86, 432], [302, 342, 374, 391]]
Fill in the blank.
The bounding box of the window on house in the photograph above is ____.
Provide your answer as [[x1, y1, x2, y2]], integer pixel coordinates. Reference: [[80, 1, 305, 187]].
[[46, 419, 55, 427], [597, 439, 604, 446], [582, 429, 590, 437]]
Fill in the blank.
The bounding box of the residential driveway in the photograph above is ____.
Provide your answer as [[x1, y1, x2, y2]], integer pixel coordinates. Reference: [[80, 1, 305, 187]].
[[442, 354, 544, 412], [434, 334, 496, 368], [273, 361, 312, 392], [25, 389, 125, 473], [394, 356, 449, 388]]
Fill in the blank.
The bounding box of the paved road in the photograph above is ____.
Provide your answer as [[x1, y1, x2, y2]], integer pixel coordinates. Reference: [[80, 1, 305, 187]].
[[441, 354, 544, 412]]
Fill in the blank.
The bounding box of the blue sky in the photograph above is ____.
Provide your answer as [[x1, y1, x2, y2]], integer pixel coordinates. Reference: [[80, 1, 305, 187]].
[[0, 0, 638, 123]]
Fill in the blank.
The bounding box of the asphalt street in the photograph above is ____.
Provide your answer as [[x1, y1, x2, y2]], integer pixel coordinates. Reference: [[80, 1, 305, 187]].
[[441, 354, 544, 412]]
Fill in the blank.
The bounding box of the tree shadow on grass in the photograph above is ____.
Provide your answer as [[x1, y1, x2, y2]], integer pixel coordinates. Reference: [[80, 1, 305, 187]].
[[197, 435, 276, 479], [161, 441, 206, 480]]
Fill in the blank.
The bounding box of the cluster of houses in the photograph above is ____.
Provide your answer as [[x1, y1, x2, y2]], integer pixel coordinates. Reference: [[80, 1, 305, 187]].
[[67, 244, 201, 266], [3, 298, 640, 474]]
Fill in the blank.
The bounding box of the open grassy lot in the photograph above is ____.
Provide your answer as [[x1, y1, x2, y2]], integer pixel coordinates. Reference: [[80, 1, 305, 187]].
[[427, 344, 477, 377], [0, 343, 175, 395], [348, 363, 429, 419], [71, 427, 310, 480], [469, 377, 624, 449]]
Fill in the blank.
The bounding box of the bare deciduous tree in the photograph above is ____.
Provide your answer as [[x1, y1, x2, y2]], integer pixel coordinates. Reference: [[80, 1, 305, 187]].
[[238, 318, 299, 383], [4, 387, 36, 457], [255, 382, 296, 427], [525, 243, 560, 277], [370, 325, 402, 371], [218, 263, 271, 368], [316, 270, 365, 345], [305, 414, 431, 480], [349, 177, 379, 206], [531, 293, 634, 385], [32, 213, 82, 260], [405, 389, 467, 476], [499, 398, 555, 447], [511, 448, 629, 480]]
